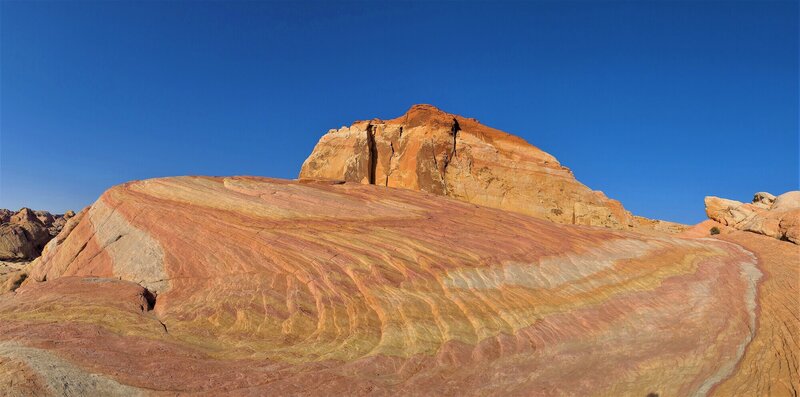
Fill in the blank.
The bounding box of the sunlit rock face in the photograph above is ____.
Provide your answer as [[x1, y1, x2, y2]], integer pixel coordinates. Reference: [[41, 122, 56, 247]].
[[1, 176, 787, 396], [0, 209, 77, 293], [705, 191, 800, 244], [300, 104, 685, 232]]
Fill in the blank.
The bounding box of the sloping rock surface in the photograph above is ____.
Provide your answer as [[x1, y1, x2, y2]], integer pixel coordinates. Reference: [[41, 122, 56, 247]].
[[705, 191, 800, 244], [300, 104, 685, 232], [678, 221, 800, 396], [0, 176, 791, 395]]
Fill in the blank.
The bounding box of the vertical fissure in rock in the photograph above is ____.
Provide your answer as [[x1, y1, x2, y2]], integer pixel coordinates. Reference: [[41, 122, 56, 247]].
[[386, 142, 395, 187], [443, 118, 461, 171], [140, 286, 168, 333], [433, 118, 461, 195], [450, 117, 460, 159], [442, 117, 461, 179], [366, 124, 378, 185]]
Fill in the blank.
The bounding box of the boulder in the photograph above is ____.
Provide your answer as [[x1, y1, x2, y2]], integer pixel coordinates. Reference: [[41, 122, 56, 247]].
[[771, 191, 800, 212], [778, 209, 800, 244]]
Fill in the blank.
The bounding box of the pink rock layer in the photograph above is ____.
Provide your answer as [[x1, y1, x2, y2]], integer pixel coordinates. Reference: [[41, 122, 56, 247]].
[[0, 176, 792, 396]]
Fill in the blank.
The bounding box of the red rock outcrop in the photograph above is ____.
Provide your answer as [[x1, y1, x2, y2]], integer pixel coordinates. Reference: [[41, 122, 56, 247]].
[[0, 208, 74, 261], [300, 104, 685, 232], [0, 209, 76, 296], [705, 191, 800, 244], [1, 176, 791, 395]]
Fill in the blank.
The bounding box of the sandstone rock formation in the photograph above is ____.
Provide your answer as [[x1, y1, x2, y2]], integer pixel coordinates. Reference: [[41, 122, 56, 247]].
[[0, 208, 74, 261], [705, 191, 800, 244], [300, 104, 685, 233], [1, 176, 793, 395], [678, 220, 799, 396], [0, 261, 29, 295], [752, 192, 776, 209], [0, 210, 84, 295], [631, 215, 690, 234], [0, 209, 12, 223]]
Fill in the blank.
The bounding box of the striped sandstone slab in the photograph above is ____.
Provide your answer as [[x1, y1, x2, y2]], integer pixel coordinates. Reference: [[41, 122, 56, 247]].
[[1, 176, 789, 396]]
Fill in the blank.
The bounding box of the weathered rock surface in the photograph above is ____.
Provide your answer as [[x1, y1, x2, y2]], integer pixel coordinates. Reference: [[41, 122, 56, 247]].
[[0, 209, 12, 223], [0, 210, 84, 296], [772, 191, 800, 211], [0, 261, 29, 295], [300, 104, 685, 232], [631, 215, 690, 235], [752, 192, 776, 209], [680, 220, 799, 396], [705, 191, 800, 244], [1, 176, 792, 395], [0, 208, 74, 261]]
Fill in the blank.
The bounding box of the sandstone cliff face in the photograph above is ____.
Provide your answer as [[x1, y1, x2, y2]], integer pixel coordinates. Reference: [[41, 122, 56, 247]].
[[300, 104, 683, 232], [705, 191, 800, 244], [0, 208, 74, 261], [2, 176, 791, 395]]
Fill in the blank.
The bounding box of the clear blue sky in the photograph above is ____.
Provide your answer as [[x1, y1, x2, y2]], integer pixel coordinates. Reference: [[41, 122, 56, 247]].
[[1, 1, 797, 224]]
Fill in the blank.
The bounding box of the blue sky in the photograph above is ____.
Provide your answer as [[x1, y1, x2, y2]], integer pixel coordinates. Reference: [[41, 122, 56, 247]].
[[1, 1, 797, 224]]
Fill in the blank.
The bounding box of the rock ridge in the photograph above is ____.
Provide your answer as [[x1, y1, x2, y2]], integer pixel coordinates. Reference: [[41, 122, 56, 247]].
[[300, 104, 685, 233]]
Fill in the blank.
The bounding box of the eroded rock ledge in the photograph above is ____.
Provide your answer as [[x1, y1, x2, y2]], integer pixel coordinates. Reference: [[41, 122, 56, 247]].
[[705, 191, 800, 244]]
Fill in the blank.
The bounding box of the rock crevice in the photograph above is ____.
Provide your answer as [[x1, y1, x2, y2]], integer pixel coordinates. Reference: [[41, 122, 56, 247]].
[[366, 124, 378, 185]]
